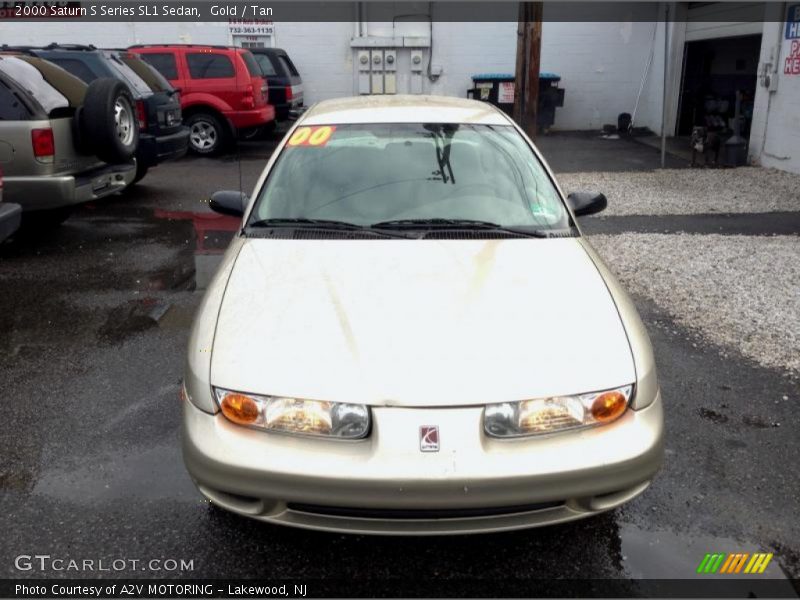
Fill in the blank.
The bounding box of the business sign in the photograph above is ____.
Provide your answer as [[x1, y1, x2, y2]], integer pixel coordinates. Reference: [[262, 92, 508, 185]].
[[785, 40, 800, 75], [228, 18, 273, 36], [786, 4, 800, 39], [498, 81, 515, 104]]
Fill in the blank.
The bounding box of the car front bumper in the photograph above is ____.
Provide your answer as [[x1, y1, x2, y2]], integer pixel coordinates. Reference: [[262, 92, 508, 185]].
[[182, 391, 664, 535], [4, 162, 136, 211], [137, 127, 190, 167]]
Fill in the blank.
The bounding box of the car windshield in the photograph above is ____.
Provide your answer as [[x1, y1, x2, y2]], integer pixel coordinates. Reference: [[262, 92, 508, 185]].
[[250, 123, 570, 230]]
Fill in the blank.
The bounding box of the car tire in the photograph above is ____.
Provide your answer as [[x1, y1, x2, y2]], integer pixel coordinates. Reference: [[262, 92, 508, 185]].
[[187, 112, 227, 155], [80, 78, 139, 163], [239, 125, 263, 141], [262, 120, 278, 138], [132, 161, 149, 184]]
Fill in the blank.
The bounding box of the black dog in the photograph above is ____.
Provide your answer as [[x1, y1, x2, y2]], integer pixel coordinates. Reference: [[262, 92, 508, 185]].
[[690, 127, 721, 167]]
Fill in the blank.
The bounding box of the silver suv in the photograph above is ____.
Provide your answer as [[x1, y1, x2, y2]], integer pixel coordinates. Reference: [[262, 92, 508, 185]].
[[0, 168, 22, 242], [0, 54, 138, 226]]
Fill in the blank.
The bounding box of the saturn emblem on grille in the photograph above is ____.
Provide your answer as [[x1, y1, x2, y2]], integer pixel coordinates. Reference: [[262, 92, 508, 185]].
[[419, 425, 440, 452]]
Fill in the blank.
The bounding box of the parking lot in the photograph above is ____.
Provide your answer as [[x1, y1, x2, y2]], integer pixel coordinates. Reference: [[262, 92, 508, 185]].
[[1, 133, 798, 591]]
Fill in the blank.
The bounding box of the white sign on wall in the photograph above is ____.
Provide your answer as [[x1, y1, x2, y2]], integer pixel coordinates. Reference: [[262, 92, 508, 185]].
[[498, 81, 515, 104]]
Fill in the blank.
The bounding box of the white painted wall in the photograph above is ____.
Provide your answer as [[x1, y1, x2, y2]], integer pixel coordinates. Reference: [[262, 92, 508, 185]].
[[426, 21, 516, 99], [749, 4, 800, 174], [540, 4, 664, 132], [0, 14, 672, 133]]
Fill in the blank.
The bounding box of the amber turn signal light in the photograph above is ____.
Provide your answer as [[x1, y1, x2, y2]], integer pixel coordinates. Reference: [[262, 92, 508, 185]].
[[590, 391, 627, 422], [220, 393, 260, 425]]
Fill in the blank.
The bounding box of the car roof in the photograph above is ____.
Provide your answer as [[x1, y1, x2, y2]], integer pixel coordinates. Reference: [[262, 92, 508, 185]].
[[128, 44, 242, 52], [300, 95, 511, 126], [249, 47, 288, 55]]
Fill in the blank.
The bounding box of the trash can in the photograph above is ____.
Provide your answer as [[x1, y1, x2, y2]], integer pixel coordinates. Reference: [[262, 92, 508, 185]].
[[467, 72, 565, 132], [537, 72, 564, 132], [467, 73, 516, 116]]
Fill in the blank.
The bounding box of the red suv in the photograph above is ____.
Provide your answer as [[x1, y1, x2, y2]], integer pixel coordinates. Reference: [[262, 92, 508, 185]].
[[129, 44, 274, 154]]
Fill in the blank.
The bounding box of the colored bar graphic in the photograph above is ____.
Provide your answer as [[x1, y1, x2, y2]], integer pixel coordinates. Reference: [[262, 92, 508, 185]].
[[697, 553, 774, 574]]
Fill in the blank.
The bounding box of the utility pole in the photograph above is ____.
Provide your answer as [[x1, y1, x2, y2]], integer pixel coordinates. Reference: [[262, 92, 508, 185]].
[[513, 2, 543, 139], [660, 4, 670, 168]]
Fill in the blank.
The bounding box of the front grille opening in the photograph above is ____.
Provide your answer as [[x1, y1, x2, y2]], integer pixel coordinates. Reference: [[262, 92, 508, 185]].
[[247, 228, 570, 241], [287, 501, 563, 520]]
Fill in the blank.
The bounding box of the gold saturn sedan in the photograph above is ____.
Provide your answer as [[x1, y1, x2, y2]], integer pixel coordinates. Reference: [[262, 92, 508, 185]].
[[182, 95, 663, 535]]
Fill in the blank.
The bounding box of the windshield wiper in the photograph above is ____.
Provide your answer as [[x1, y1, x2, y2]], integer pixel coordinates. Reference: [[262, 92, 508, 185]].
[[245, 218, 414, 239], [370, 218, 551, 238], [248, 217, 364, 229], [424, 124, 457, 184]]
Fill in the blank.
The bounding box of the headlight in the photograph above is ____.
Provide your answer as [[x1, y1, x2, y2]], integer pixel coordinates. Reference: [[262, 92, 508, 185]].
[[213, 388, 370, 439], [484, 385, 633, 438]]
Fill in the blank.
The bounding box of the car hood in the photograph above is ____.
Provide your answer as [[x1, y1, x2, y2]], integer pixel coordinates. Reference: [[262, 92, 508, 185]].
[[210, 238, 635, 407]]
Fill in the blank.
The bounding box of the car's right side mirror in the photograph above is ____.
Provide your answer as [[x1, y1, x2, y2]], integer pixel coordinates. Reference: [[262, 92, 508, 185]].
[[567, 192, 608, 217], [209, 190, 248, 217]]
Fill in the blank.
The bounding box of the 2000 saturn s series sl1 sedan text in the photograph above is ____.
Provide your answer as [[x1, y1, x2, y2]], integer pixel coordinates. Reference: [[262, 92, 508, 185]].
[[182, 95, 664, 535]]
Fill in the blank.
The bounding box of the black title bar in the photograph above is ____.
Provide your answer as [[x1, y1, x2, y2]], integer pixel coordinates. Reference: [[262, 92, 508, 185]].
[[3, 578, 800, 598], [0, 1, 791, 22]]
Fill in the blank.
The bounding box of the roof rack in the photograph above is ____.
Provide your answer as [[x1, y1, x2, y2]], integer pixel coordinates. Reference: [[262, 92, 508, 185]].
[[128, 43, 231, 50], [0, 45, 37, 55], [0, 43, 98, 52], [44, 43, 98, 51]]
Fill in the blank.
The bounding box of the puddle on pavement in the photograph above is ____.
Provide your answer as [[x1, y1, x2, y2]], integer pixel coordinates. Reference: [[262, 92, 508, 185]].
[[618, 521, 792, 583], [32, 442, 198, 503], [153, 208, 237, 291]]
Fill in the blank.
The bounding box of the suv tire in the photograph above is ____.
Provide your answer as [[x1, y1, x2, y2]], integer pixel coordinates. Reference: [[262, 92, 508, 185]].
[[80, 78, 139, 163], [132, 161, 149, 184], [21, 207, 73, 229], [187, 112, 227, 155]]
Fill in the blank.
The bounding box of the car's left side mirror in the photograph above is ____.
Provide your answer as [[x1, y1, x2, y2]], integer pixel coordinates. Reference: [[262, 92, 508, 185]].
[[209, 190, 249, 217], [566, 192, 608, 217]]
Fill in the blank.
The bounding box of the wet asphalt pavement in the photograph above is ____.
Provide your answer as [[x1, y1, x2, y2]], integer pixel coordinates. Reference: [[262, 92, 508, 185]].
[[1, 133, 798, 596]]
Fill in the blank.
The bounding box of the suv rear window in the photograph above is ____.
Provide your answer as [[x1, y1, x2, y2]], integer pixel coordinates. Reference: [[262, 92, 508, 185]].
[[139, 53, 178, 80], [104, 53, 153, 96], [0, 55, 85, 115], [278, 55, 299, 77], [0, 79, 32, 120], [119, 54, 172, 92], [187, 53, 234, 79], [240, 51, 262, 77], [46, 57, 97, 84], [253, 53, 276, 76]]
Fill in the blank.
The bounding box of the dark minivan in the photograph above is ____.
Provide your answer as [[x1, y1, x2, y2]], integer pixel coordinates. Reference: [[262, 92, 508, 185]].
[[3, 43, 189, 182]]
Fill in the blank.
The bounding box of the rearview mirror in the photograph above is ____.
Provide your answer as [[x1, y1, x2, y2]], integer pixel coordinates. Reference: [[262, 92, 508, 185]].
[[567, 192, 607, 217], [209, 190, 248, 217]]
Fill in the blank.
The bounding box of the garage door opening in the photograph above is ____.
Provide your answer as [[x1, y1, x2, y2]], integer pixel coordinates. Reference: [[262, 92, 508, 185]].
[[676, 34, 761, 146]]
